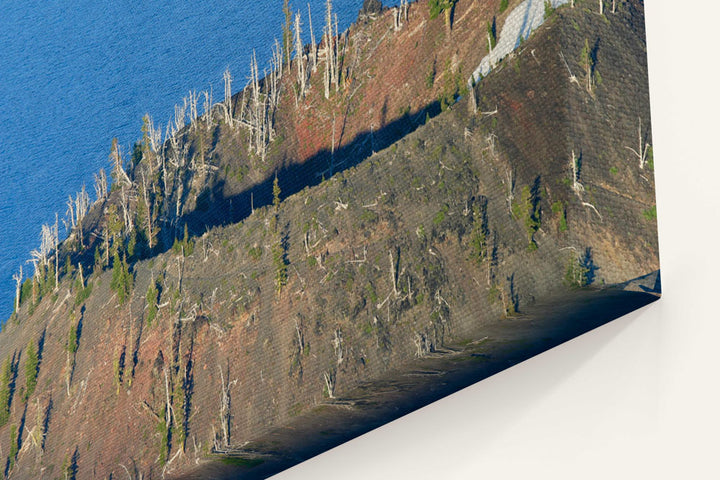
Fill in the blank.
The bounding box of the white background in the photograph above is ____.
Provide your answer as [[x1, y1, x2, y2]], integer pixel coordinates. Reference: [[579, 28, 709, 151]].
[[274, 0, 720, 478]]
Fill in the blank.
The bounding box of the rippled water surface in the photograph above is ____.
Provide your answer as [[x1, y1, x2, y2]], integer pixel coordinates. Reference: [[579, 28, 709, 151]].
[[0, 0, 371, 322]]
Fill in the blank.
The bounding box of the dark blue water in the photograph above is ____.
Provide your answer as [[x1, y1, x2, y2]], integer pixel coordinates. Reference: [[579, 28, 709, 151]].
[[0, 0, 384, 323]]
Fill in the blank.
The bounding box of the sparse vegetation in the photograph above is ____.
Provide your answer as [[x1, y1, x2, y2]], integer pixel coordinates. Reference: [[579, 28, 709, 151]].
[[643, 205, 657, 221]]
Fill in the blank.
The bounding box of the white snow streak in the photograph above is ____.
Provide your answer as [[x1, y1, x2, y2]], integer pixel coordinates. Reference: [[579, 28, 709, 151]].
[[470, 0, 570, 84]]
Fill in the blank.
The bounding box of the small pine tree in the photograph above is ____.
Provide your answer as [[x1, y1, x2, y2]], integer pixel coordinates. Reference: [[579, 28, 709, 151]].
[[23, 341, 39, 401], [272, 176, 281, 212], [146, 279, 160, 326], [499, 0, 509, 13], [273, 242, 288, 295], [0, 357, 12, 427], [111, 251, 133, 305]]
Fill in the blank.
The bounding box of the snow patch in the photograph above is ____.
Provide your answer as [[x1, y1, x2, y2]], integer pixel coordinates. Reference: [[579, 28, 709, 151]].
[[470, 0, 570, 84]]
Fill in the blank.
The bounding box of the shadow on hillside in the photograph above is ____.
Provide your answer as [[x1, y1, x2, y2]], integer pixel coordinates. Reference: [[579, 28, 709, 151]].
[[178, 99, 444, 243]]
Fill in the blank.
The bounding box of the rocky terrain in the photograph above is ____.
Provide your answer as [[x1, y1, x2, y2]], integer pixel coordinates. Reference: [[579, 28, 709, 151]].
[[0, 1, 658, 478]]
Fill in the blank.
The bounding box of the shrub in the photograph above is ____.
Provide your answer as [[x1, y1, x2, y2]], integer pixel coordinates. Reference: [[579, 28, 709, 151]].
[[74, 280, 93, 306], [544, 0, 554, 19], [643, 205, 657, 221], [499, 0, 509, 13]]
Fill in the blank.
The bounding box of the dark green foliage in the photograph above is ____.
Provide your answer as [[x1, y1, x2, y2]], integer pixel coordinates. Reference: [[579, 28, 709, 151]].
[[552, 201, 568, 232], [94, 246, 102, 269], [131, 141, 143, 169], [156, 418, 170, 464], [8, 424, 18, 471], [428, 0, 456, 20], [438, 60, 463, 111], [146, 279, 161, 326], [23, 341, 39, 401], [425, 62, 436, 89], [172, 224, 195, 257], [67, 319, 79, 355], [433, 205, 449, 226], [273, 242, 288, 294], [0, 357, 12, 427], [544, 0, 554, 19], [512, 185, 541, 250], [487, 18, 497, 50], [64, 255, 74, 276], [110, 251, 133, 305], [469, 204, 488, 265], [247, 245, 263, 260], [19, 278, 32, 307], [74, 277, 93, 306], [564, 255, 590, 288], [643, 205, 657, 221], [499, 0, 509, 13], [272, 176, 282, 212]]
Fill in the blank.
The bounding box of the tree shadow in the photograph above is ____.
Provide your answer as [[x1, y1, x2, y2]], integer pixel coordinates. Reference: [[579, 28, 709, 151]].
[[581, 247, 598, 285], [42, 395, 53, 450], [37, 327, 47, 369], [508, 272, 520, 314], [591, 38, 601, 79], [177, 100, 443, 245]]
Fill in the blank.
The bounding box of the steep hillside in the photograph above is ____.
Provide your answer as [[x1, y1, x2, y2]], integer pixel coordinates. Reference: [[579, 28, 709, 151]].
[[0, 1, 657, 479]]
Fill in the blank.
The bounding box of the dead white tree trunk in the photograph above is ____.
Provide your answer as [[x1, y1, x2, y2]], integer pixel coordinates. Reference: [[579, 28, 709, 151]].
[[625, 117, 650, 169], [332, 329, 343, 365], [218, 365, 237, 449], [570, 149, 585, 195], [223, 67, 234, 128], [323, 0, 337, 98], [202, 88, 214, 131], [294, 318, 304, 357], [308, 3, 318, 73], [294, 12, 307, 101], [174, 99, 187, 134], [110, 139, 131, 187], [54, 213, 60, 289], [12, 266, 22, 312], [163, 367, 173, 441], [323, 370, 335, 399], [119, 185, 133, 234], [389, 251, 399, 297], [188, 90, 199, 131], [94, 168, 108, 203], [141, 172, 156, 250], [599, 0, 604, 15]]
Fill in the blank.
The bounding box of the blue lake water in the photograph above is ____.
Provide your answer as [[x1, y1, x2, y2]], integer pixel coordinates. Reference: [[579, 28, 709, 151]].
[[0, 0, 384, 323]]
